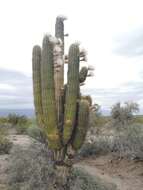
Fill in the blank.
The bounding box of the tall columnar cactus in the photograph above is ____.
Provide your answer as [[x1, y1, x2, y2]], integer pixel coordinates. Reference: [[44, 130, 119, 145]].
[[54, 16, 67, 123], [32, 15, 94, 187]]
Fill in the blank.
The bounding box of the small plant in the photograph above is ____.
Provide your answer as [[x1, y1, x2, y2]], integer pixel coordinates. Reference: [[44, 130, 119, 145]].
[[0, 117, 8, 125]]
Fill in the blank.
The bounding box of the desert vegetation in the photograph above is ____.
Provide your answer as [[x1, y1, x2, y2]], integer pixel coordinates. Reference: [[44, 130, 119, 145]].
[[0, 100, 143, 189], [80, 101, 143, 159]]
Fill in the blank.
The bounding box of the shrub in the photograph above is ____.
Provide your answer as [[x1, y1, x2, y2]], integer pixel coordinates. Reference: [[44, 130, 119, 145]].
[[15, 124, 29, 134], [26, 126, 46, 143], [79, 137, 112, 158], [111, 102, 139, 129], [8, 113, 29, 127], [7, 113, 31, 134], [80, 123, 143, 160], [70, 168, 117, 190], [0, 129, 12, 154], [0, 117, 8, 125], [8, 143, 55, 190], [112, 124, 143, 159]]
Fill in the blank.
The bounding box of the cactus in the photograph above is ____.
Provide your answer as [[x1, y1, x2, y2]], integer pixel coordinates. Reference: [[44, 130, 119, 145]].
[[32, 15, 93, 188]]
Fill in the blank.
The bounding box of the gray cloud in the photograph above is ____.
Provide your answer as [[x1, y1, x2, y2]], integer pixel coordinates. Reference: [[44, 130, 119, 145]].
[[113, 27, 143, 57], [1, 68, 143, 115], [0, 68, 33, 108], [82, 81, 143, 114]]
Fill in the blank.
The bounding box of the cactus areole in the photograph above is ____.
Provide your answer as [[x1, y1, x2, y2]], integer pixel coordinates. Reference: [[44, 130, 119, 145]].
[[32, 15, 93, 188]]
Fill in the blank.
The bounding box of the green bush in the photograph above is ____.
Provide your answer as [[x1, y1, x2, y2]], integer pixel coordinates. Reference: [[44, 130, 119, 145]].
[[0, 117, 8, 125]]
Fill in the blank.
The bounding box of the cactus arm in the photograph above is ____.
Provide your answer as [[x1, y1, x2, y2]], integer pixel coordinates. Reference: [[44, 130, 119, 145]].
[[63, 43, 80, 144], [41, 35, 61, 149], [71, 100, 90, 150], [79, 66, 88, 83], [32, 45, 43, 127], [81, 95, 92, 106]]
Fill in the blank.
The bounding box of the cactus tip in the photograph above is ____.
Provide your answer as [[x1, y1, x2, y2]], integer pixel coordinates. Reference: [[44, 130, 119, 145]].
[[57, 15, 67, 21], [74, 41, 81, 46], [33, 45, 41, 54]]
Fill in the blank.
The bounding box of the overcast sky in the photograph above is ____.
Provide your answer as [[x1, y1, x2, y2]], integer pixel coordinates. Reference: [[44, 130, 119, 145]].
[[0, 0, 143, 114]]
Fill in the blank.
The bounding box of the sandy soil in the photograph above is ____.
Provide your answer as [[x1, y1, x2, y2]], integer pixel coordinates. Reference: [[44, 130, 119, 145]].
[[77, 155, 143, 190]]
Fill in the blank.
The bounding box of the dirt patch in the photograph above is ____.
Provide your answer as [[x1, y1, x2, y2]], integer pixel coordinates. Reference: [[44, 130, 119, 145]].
[[8, 135, 36, 149], [77, 155, 143, 190]]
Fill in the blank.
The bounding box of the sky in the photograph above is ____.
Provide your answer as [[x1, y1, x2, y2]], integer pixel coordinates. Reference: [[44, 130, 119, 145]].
[[0, 0, 143, 114]]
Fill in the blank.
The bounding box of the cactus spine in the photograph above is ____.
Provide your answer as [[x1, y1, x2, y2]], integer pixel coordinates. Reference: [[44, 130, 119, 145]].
[[32, 15, 93, 157]]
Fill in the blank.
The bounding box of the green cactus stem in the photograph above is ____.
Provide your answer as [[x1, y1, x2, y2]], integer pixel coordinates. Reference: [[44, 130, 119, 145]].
[[63, 43, 80, 145], [72, 100, 90, 150], [41, 35, 61, 149], [32, 45, 43, 127]]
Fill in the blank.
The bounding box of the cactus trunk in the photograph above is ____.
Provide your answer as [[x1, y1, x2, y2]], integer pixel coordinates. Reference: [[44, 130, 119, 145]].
[[54, 16, 65, 124]]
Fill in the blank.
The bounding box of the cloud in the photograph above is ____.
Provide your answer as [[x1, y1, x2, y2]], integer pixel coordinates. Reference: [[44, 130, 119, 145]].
[[82, 80, 143, 114], [0, 68, 33, 109], [113, 27, 143, 57], [1, 68, 143, 115]]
